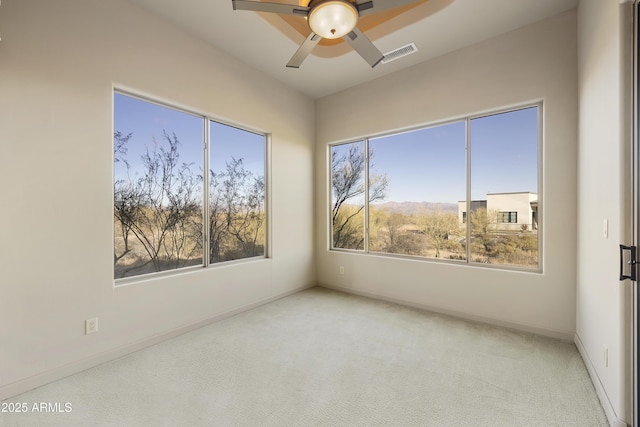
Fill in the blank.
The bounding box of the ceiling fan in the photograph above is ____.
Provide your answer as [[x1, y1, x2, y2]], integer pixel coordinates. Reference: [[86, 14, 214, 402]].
[[232, 0, 423, 68]]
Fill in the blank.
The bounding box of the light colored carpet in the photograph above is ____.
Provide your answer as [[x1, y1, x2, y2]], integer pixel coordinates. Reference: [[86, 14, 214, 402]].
[[1, 287, 608, 426]]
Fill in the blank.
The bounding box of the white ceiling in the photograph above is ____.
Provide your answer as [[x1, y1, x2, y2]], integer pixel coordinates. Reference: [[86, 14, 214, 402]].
[[125, 0, 578, 99]]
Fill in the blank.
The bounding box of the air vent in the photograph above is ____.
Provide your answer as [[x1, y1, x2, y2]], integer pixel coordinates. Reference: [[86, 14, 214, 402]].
[[381, 42, 418, 64]]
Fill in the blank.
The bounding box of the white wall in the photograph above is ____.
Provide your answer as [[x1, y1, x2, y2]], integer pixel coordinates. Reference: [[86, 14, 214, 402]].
[[0, 0, 315, 399], [576, 0, 632, 424], [316, 12, 578, 339], [486, 193, 537, 231]]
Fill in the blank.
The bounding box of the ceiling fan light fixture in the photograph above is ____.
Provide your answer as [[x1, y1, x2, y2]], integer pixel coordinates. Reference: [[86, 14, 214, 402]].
[[308, 0, 358, 40]]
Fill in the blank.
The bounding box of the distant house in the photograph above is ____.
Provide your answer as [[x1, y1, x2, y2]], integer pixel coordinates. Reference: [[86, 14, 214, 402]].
[[458, 192, 538, 231]]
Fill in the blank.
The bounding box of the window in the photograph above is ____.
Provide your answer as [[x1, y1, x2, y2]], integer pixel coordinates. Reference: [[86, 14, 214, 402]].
[[331, 141, 366, 250], [114, 92, 267, 280], [497, 212, 518, 223], [469, 108, 539, 266], [209, 122, 266, 262], [330, 105, 540, 270], [368, 121, 466, 259]]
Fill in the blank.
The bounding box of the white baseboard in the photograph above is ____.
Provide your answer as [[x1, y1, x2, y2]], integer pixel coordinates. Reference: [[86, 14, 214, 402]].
[[0, 282, 315, 401], [318, 283, 575, 341], [574, 333, 629, 427]]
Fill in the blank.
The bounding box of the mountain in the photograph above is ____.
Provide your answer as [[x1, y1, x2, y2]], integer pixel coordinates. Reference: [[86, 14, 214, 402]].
[[373, 201, 458, 216]]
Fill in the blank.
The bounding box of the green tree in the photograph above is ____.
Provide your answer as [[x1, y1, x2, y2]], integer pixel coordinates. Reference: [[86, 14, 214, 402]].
[[114, 131, 135, 267], [418, 210, 461, 258], [331, 144, 388, 249], [114, 131, 202, 278], [210, 157, 265, 261], [469, 207, 498, 260]]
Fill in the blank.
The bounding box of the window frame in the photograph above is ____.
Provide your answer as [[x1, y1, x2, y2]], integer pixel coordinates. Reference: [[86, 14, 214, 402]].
[[113, 89, 270, 285], [328, 102, 543, 273]]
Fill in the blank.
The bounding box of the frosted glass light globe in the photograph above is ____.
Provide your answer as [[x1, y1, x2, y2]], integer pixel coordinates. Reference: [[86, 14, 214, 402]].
[[308, 1, 358, 39]]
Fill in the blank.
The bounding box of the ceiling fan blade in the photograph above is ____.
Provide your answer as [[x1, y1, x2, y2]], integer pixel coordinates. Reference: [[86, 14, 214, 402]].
[[232, 0, 309, 16], [356, 0, 422, 17], [342, 27, 384, 68], [286, 33, 322, 68]]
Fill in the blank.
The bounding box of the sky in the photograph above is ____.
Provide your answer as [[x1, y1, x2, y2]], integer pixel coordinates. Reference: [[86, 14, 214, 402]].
[[470, 107, 538, 200], [113, 92, 265, 185], [114, 92, 537, 206], [362, 106, 539, 204], [369, 120, 466, 204]]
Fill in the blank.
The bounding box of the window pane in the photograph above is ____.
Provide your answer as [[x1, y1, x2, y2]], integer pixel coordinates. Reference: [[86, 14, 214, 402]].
[[470, 107, 539, 267], [114, 93, 204, 279], [331, 141, 366, 250], [368, 122, 466, 260], [209, 122, 266, 262]]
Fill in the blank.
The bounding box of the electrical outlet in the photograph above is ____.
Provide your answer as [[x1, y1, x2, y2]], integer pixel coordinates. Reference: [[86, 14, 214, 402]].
[[339, 266, 345, 275], [85, 318, 98, 335]]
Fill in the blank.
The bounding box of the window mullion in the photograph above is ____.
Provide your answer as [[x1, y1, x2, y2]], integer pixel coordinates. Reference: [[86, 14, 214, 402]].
[[203, 119, 210, 268], [466, 118, 472, 264], [364, 138, 370, 253]]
